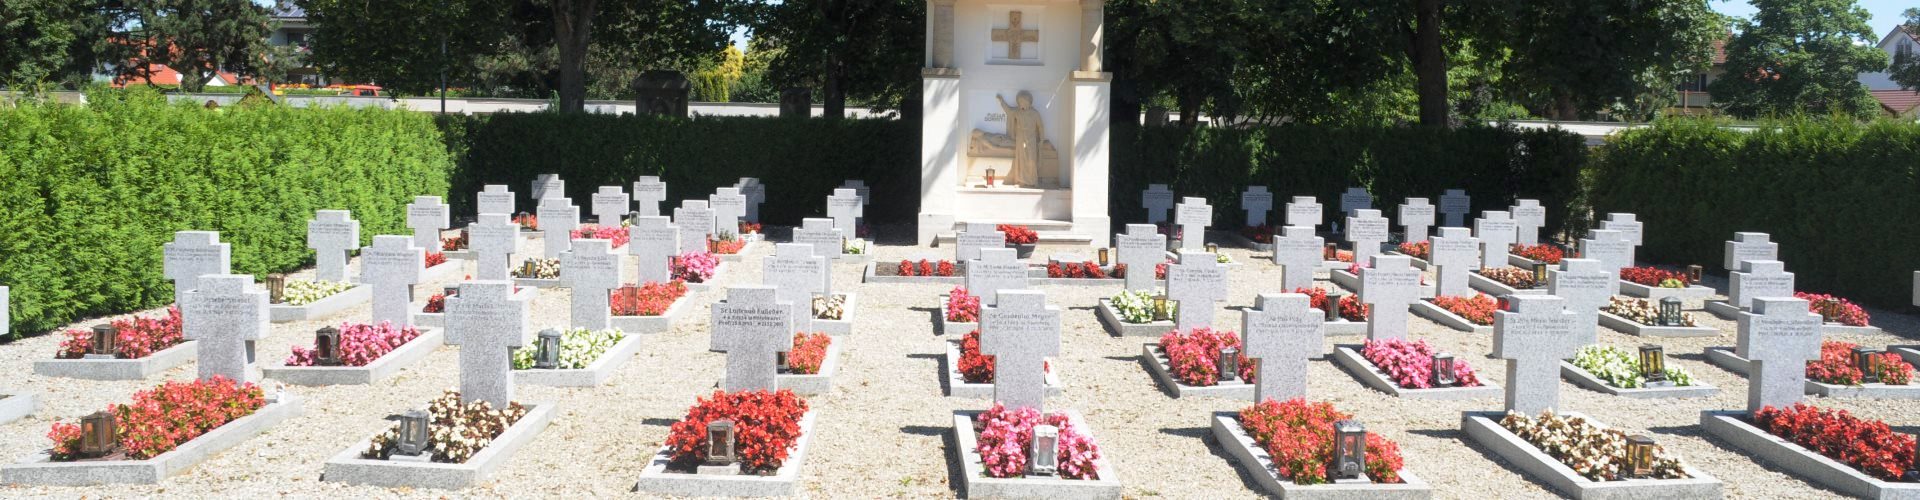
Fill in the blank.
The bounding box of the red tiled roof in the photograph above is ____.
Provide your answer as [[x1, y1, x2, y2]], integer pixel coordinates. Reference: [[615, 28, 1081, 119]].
[[1870, 90, 1920, 115], [1711, 38, 1728, 65]]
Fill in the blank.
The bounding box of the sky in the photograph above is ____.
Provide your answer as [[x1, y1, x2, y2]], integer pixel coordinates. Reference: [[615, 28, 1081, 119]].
[[1712, 0, 1911, 39]]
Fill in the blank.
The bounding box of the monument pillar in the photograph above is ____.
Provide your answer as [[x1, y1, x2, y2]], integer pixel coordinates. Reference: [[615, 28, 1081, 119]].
[[929, 0, 956, 69], [1079, 0, 1104, 73], [1072, 72, 1111, 247], [920, 69, 963, 245]]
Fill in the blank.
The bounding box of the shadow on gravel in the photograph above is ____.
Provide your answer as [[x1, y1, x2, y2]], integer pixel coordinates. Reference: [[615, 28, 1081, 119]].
[[1065, 305, 1096, 311], [1645, 424, 1706, 438], [1669, 351, 1709, 362], [900, 425, 964, 497], [1159, 425, 1262, 491], [640, 418, 679, 428]]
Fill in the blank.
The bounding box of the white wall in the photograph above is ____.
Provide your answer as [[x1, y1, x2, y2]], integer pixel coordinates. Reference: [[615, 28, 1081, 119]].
[[952, 1, 1085, 165], [1859, 29, 1918, 90]]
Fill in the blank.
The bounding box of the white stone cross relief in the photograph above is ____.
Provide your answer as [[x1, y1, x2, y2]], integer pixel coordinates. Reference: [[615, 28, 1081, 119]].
[[537, 197, 581, 259], [1474, 211, 1518, 269], [1345, 209, 1390, 265], [1241, 293, 1324, 404], [1270, 226, 1323, 291], [1438, 189, 1470, 227], [468, 213, 520, 281], [406, 196, 450, 252], [1116, 224, 1166, 291], [674, 200, 716, 254], [1600, 213, 1643, 248], [446, 280, 529, 407], [1492, 294, 1581, 414], [360, 235, 424, 327], [1360, 255, 1422, 341], [628, 216, 678, 284], [163, 231, 232, 305], [591, 186, 631, 226], [792, 218, 845, 260], [763, 243, 829, 332], [1738, 297, 1823, 414], [710, 187, 746, 236], [563, 239, 621, 330], [478, 184, 516, 216], [1241, 186, 1274, 228], [991, 10, 1041, 60], [1143, 184, 1174, 224], [1285, 196, 1323, 229], [633, 176, 667, 217], [1724, 232, 1778, 272], [980, 290, 1061, 413], [306, 210, 360, 283], [1430, 227, 1480, 296], [1167, 250, 1228, 331], [1174, 197, 1213, 250], [1511, 199, 1546, 246], [1398, 198, 1436, 243], [967, 248, 1030, 306], [711, 286, 793, 392], [955, 222, 1005, 263], [1547, 258, 1613, 345], [182, 274, 268, 383]]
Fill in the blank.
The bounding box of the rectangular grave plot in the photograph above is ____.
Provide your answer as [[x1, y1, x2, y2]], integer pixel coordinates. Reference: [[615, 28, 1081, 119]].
[[263, 329, 444, 386], [944, 339, 1062, 399], [1142, 344, 1253, 399], [1701, 410, 1920, 499], [321, 402, 555, 490], [1701, 347, 1920, 398], [513, 333, 645, 387], [1331, 269, 1437, 298], [1618, 280, 1714, 300], [1215, 230, 1274, 253], [1597, 310, 1720, 338], [938, 294, 979, 336], [633, 410, 818, 498], [417, 287, 537, 335], [609, 294, 690, 334], [1330, 345, 1500, 400], [1468, 272, 1549, 297], [777, 337, 843, 395], [1559, 361, 1720, 399], [950, 410, 1122, 499], [811, 293, 857, 336], [32, 341, 198, 381], [0, 393, 36, 426], [1212, 412, 1433, 499], [861, 262, 966, 285], [681, 262, 731, 293], [270, 283, 372, 323], [1894, 346, 1920, 368], [1323, 319, 1367, 337], [1463, 411, 1723, 500], [1411, 300, 1492, 334], [1095, 298, 1176, 337], [421, 260, 464, 283], [1390, 252, 1432, 271], [0, 394, 302, 486]]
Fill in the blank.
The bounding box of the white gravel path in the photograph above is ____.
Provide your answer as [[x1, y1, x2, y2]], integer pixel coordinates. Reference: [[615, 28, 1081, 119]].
[[0, 226, 1913, 498]]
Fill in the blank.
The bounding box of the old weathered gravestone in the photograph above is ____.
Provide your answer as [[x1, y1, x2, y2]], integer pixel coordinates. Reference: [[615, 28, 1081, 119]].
[[980, 290, 1060, 413], [1242, 293, 1323, 403], [1730, 260, 1794, 311], [183, 275, 268, 383], [1438, 189, 1470, 227], [631, 70, 691, 118], [764, 244, 829, 331], [360, 236, 424, 327], [711, 286, 792, 392], [1117, 224, 1167, 291], [532, 174, 565, 201], [163, 231, 232, 305], [1285, 196, 1323, 229], [469, 213, 520, 281], [1579, 229, 1634, 295], [955, 222, 1005, 263], [307, 210, 360, 283], [633, 177, 667, 217], [1174, 197, 1213, 250], [1339, 187, 1372, 218], [1600, 213, 1643, 248], [446, 281, 529, 407], [1346, 209, 1390, 265], [478, 184, 516, 216], [1492, 294, 1580, 414], [674, 200, 716, 254], [710, 188, 746, 237], [1241, 186, 1274, 228], [591, 186, 631, 226], [1271, 226, 1323, 291], [1547, 258, 1613, 345], [407, 196, 450, 252], [1399, 198, 1436, 243], [827, 189, 863, 237], [792, 218, 844, 260], [1143, 184, 1174, 224], [1511, 199, 1546, 246], [1474, 211, 1518, 269], [1724, 232, 1778, 272], [779, 88, 811, 118], [1361, 255, 1422, 341], [538, 197, 581, 259], [628, 216, 678, 284], [967, 248, 1029, 306], [1430, 227, 1480, 296], [1167, 250, 1228, 331], [1739, 297, 1823, 413], [563, 239, 621, 330]]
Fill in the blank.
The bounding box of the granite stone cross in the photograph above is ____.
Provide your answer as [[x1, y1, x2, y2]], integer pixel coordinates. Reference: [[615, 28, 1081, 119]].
[[563, 239, 621, 330], [1739, 297, 1824, 414], [533, 174, 565, 200], [1730, 260, 1794, 311], [1241, 186, 1274, 228], [841, 180, 870, 208], [980, 290, 1061, 413], [477, 184, 516, 216], [1474, 211, 1518, 269], [1398, 198, 1436, 243], [674, 200, 716, 254], [1116, 224, 1168, 291], [446, 280, 529, 407], [0, 286, 8, 336], [306, 210, 360, 283], [1600, 213, 1643, 248], [468, 213, 520, 281], [633, 176, 667, 217], [967, 248, 1030, 306], [628, 216, 678, 284], [1361, 255, 1422, 341], [792, 218, 845, 260], [1511, 200, 1547, 246], [1430, 227, 1480, 296], [710, 187, 747, 236], [1724, 232, 1778, 272], [1493, 294, 1581, 414], [1439, 189, 1471, 227], [1339, 187, 1372, 217], [1241, 293, 1324, 403], [1167, 250, 1228, 331], [827, 189, 864, 237], [1270, 226, 1324, 291], [163, 231, 232, 305], [537, 197, 581, 259], [1143, 184, 1175, 224], [711, 286, 792, 392], [1579, 229, 1635, 295], [1345, 209, 1390, 264], [764, 243, 829, 330], [1285, 196, 1323, 229], [360, 235, 424, 327], [955, 222, 1005, 262], [406, 196, 450, 251], [182, 274, 268, 383], [1547, 258, 1613, 345], [1174, 197, 1213, 250], [737, 178, 766, 223], [591, 186, 631, 226]]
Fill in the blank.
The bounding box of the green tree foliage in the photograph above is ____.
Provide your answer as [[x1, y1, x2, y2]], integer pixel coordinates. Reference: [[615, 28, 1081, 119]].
[[99, 0, 276, 92], [1886, 8, 1920, 91], [1472, 0, 1724, 121], [749, 0, 923, 117], [0, 0, 108, 88], [296, 0, 515, 96], [1709, 0, 1886, 119]]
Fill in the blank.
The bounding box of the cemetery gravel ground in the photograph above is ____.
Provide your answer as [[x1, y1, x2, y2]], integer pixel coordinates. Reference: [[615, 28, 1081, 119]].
[[0, 225, 1914, 499]]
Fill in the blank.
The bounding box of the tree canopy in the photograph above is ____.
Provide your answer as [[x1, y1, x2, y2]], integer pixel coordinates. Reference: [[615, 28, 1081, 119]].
[[1708, 0, 1886, 119]]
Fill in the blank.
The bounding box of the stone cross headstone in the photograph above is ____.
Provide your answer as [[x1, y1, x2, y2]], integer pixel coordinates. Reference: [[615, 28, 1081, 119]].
[[841, 180, 871, 207], [1913, 271, 1919, 308], [1724, 232, 1778, 272], [477, 184, 516, 216], [1339, 187, 1372, 217], [673, 200, 716, 254], [1241, 293, 1324, 403], [306, 210, 360, 283], [1492, 294, 1581, 414], [1174, 197, 1213, 250], [1241, 186, 1274, 228], [1166, 250, 1228, 331], [1398, 198, 1436, 243], [1345, 209, 1390, 264], [980, 290, 1061, 413], [1474, 211, 1518, 269], [0, 286, 8, 336], [1579, 229, 1634, 295], [1285, 196, 1323, 229], [1547, 258, 1613, 345], [537, 197, 581, 259], [563, 239, 621, 330], [1143, 184, 1175, 224], [792, 218, 844, 260], [406, 196, 450, 251], [827, 189, 864, 237], [1511, 199, 1547, 246], [591, 186, 631, 226], [710, 188, 747, 237], [1360, 255, 1422, 341], [628, 216, 678, 284], [533, 174, 565, 200], [1729, 260, 1794, 311], [1270, 226, 1323, 291], [1116, 224, 1168, 291], [182, 275, 268, 383], [1430, 227, 1480, 296], [955, 222, 1005, 262], [633, 176, 667, 217], [163, 231, 232, 305], [711, 286, 792, 392], [445, 281, 529, 407], [469, 213, 520, 281], [1600, 213, 1643, 248], [737, 178, 766, 223], [967, 248, 1030, 306], [360, 235, 424, 327], [764, 244, 829, 330], [1739, 297, 1824, 414], [1438, 189, 1470, 227]]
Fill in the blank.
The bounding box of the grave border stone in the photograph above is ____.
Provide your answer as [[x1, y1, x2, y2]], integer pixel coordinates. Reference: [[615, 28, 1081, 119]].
[[609, 293, 692, 334], [1213, 411, 1435, 499], [1700, 411, 1920, 499], [269, 282, 372, 323], [1330, 345, 1502, 400], [263, 329, 445, 386], [1463, 410, 1723, 499], [776, 337, 843, 395], [0, 393, 303, 486], [1094, 297, 1177, 337], [1559, 361, 1720, 399], [514, 330, 644, 387], [943, 339, 1062, 399], [320, 402, 556, 490], [1410, 299, 1494, 334], [1142, 343, 1252, 399], [631, 410, 819, 497], [949, 409, 1122, 499], [32, 341, 199, 380], [1596, 310, 1719, 337]]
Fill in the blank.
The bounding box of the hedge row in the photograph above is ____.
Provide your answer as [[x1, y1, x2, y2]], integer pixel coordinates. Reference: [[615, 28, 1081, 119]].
[[0, 89, 451, 335], [1589, 118, 1920, 308]]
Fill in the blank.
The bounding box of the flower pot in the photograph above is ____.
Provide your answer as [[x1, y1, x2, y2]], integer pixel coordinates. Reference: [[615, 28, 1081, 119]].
[[1012, 243, 1036, 259]]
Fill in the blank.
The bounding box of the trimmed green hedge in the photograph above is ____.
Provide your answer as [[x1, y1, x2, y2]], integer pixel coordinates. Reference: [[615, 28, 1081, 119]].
[[1590, 118, 1920, 308], [0, 89, 451, 335]]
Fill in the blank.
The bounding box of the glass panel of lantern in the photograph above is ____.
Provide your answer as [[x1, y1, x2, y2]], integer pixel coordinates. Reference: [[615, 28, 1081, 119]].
[[1217, 346, 1240, 382], [1852, 347, 1881, 383], [534, 329, 562, 369], [90, 323, 118, 357], [1323, 243, 1337, 261], [1325, 291, 1344, 322], [1205, 243, 1220, 255], [80, 410, 116, 457], [1029, 424, 1059, 476], [1626, 434, 1656, 478], [315, 326, 342, 366], [1097, 248, 1109, 267], [1431, 353, 1457, 387], [397, 409, 430, 456], [1657, 297, 1683, 327], [1639, 345, 1669, 385], [706, 419, 737, 466], [1331, 420, 1367, 480], [266, 273, 287, 304], [1153, 295, 1170, 322], [1685, 265, 1703, 284], [1531, 262, 1548, 287]]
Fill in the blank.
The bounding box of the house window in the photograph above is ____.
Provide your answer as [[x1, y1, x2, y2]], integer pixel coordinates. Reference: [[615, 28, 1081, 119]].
[[1899, 43, 1913, 62], [285, 32, 305, 46], [1676, 73, 1709, 92]]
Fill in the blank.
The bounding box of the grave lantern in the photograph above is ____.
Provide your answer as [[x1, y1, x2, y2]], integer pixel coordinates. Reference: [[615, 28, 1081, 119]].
[[1169, 238, 1183, 251], [1153, 294, 1171, 322], [706, 419, 737, 466], [776, 350, 789, 372], [1206, 243, 1220, 255], [79, 410, 116, 457], [515, 211, 532, 229], [1330, 420, 1367, 480], [266, 273, 287, 304], [396, 409, 430, 456], [89, 323, 118, 357], [1639, 345, 1669, 386], [1852, 346, 1882, 383], [1432, 353, 1457, 387], [443, 286, 459, 299], [1324, 243, 1338, 261], [626, 211, 641, 226], [1530, 262, 1548, 287], [314, 326, 342, 366], [1626, 434, 1656, 478], [985, 168, 997, 187], [459, 227, 470, 249], [1218, 346, 1241, 382], [1029, 424, 1060, 476], [519, 260, 537, 278], [1657, 297, 1683, 326], [1324, 291, 1344, 322], [1685, 265, 1703, 284], [534, 328, 562, 370], [1097, 248, 1110, 267]]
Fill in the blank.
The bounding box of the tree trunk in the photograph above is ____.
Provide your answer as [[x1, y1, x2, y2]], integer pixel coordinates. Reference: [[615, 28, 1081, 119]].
[[1413, 0, 1448, 127], [552, 0, 597, 114], [821, 0, 847, 119], [824, 57, 846, 119]]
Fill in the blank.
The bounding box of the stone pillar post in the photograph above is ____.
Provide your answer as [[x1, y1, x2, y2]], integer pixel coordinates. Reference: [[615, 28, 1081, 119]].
[[930, 0, 957, 69], [1079, 0, 1105, 73]]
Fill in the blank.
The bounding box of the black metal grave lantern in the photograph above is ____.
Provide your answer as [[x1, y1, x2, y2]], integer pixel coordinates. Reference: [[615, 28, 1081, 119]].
[[315, 326, 342, 366], [1657, 297, 1683, 327], [396, 409, 430, 457], [534, 329, 562, 370], [1331, 420, 1367, 480], [1626, 434, 1657, 478], [1640, 345, 1670, 386], [90, 323, 118, 357]]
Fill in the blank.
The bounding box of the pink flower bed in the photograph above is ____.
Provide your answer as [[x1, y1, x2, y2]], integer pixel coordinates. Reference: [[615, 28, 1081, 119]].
[[284, 321, 424, 367], [975, 404, 1102, 479], [1360, 338, 1482, 389]]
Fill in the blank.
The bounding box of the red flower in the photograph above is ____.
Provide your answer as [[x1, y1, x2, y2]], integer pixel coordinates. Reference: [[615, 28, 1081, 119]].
[[1755, 403, 1918, 481], [1238, 399, 1406, 485], [1509, 244, 1564, 264], [611, 280, 689, 316], [424, 251, 448, 268], [1431, 294, 1498, 326], [1157, 328, 1255, 386], [786, 333, 832, 375], [998, 225, 1039, 245], [664, 390, 810, 473]]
